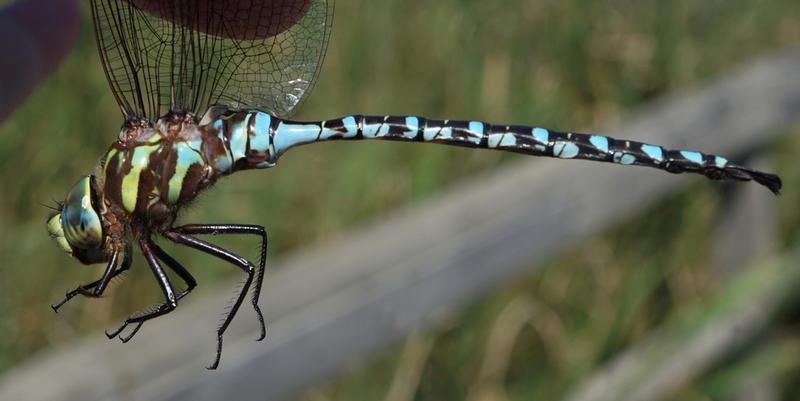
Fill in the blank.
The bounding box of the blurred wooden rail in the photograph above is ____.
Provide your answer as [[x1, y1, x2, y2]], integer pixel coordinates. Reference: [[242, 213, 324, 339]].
[[564, 245, 800, 401], [1, 49, 799, 401]]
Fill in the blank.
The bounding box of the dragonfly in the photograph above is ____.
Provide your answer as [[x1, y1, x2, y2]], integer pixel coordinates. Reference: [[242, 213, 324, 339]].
[[47, 0, 782, 370]]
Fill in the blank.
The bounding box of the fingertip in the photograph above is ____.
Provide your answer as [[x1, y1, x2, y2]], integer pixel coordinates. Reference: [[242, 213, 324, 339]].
[[8, 0, 82, 73], [0, 0, 81, 121]]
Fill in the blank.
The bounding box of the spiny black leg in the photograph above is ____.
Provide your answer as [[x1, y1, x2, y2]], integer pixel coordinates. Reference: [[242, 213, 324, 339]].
[[105, 239, 177, 343], [52, 247, 132, 312], [171, 224, 267, 341], [52, 250, 118, 312], [163, 230, 256, 370], [150, 242, 197, 301]]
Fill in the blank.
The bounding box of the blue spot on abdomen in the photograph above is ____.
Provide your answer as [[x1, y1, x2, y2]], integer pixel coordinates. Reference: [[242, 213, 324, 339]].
[[680, 150, 705, 165], [553, 142, 579, 158], [589, 135, 609, 153], [641, 144, 664, 163], [532, 128, 549, 145]]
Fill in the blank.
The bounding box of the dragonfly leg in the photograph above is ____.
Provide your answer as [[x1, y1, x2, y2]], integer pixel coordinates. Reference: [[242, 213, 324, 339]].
[[105, 238, 177, 343], [163, 227, 262, 370], [150, 241, 197, 302], [51, 246, 132, 312], [169, 224, 267, 341]]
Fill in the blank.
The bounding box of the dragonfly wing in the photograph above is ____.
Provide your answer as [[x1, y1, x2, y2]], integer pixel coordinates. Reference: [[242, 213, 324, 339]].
[[91, 0, 334, 120]]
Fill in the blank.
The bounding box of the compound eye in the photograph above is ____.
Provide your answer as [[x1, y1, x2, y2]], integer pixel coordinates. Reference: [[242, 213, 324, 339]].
[[61, 176, 104, 250], [47, 213, 72, 255]]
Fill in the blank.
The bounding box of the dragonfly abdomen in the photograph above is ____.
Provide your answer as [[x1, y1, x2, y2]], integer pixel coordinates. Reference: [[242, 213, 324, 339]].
[[262, 113, 781, 194], [199, 108, 277, 175]]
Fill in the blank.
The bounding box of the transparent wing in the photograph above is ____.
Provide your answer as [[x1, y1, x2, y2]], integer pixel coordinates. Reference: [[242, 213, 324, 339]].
[[91, 0, 333, 119]]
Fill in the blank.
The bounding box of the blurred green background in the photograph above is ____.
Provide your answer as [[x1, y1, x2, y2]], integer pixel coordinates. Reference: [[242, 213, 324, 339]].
[[1, 0, 799, 400]]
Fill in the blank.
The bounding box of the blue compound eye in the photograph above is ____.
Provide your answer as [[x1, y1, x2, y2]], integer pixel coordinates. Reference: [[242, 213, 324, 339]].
[[60, 176, 104, 250]]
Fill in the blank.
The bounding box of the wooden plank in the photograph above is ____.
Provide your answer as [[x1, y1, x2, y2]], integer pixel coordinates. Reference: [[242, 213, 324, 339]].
[[562, 246, 800, 401], [1, 49, 799, 401]]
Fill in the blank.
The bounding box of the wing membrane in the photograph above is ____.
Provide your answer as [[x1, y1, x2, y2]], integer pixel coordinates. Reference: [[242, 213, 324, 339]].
[[91, 0, 333, 119]]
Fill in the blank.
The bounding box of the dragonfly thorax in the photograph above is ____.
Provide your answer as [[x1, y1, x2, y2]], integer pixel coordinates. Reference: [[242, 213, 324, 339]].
[[45, 110, 227, 266], [99, 112, 216, 229]]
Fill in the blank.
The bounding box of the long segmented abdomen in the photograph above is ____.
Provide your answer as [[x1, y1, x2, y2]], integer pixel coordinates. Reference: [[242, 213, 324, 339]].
[[206, 110, 781, 194]]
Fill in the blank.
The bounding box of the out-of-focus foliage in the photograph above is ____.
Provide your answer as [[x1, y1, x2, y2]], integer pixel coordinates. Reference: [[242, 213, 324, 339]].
[[0, 0, 798, 399]]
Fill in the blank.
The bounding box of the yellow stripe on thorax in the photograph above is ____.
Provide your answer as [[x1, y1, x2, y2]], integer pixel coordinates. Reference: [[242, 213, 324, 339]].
[[121, 145, 159, 212]]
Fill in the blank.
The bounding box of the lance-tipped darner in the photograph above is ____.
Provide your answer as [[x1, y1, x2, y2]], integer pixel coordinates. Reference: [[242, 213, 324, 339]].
[[46, 0, 782, 370]]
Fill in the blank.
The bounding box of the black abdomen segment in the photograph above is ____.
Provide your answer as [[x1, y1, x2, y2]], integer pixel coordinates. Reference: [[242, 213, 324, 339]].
[[269, 114, 782, 194]]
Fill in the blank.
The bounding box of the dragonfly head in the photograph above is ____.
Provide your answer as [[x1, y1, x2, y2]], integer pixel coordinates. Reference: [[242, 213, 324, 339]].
[[47, 175, 109, 265]]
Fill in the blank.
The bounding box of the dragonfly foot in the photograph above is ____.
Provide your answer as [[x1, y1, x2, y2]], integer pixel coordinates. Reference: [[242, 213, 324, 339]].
[[51, 283, 109, 314], [206, 334, 224, 370], [50, 288, 83, 312], [51, 298, 67, 313], [119, 322, 143, 343], [105, 322, 127, 339], [105, 320, 145, 343], [254, 305, 266, 341]]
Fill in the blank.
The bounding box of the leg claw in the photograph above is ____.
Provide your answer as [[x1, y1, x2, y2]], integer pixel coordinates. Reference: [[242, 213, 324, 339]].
[[104, 321, 144, 343], [206, 335, 223, 370], [254, 305, 266, 341], [51, 292, 73, 313], [119, 322, 143, 343], [105, 323, 127, 339]]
